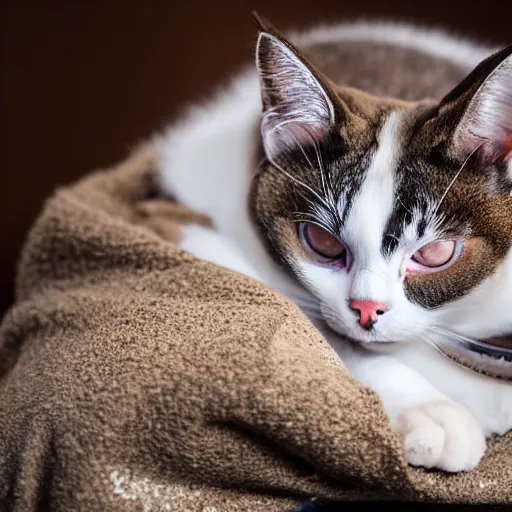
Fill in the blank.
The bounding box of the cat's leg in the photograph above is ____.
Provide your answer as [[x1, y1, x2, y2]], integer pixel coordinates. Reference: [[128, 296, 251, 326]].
[[329, 338, 487, 472]]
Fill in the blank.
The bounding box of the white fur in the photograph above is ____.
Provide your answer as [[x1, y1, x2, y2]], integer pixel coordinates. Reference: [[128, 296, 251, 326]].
[[179, 224, 262, 282], [157, 21, 511, 473], [345, 113, 399, 297], [155, 71, 308, 305], [397, 401, 486, 472]]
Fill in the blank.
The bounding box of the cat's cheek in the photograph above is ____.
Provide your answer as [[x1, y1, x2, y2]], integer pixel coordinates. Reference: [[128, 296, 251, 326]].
[[403, 238, 493, 309]]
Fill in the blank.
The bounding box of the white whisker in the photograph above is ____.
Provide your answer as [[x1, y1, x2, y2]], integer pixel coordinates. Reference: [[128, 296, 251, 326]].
[[430, 142, 483, 223], [267, 127, 332, 212], [396, 195, 412, 215]]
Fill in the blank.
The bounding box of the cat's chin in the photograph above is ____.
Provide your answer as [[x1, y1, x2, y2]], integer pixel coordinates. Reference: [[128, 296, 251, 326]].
[[359, 340, 402, 354], [342, 334, 401, 353], [320, 314, 409, 352]]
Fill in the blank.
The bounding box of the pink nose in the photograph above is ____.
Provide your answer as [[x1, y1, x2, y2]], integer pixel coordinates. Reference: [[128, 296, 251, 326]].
[[349, 300, 389, 330]]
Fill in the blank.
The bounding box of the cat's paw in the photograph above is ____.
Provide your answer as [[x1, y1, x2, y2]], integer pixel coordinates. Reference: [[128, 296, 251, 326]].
[[396, 401, 486, 472]]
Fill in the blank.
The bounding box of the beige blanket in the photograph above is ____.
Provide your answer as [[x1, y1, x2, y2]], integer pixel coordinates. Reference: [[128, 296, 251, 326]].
[[1, 145, 510, 511]]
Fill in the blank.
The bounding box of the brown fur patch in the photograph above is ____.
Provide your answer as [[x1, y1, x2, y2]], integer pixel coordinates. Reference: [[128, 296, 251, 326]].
[[405, 235, 509, 309], [304, 41, 469, 101]]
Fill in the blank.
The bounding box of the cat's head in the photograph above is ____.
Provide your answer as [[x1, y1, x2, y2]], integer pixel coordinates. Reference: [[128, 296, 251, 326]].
[[249, 17, 512, 348]]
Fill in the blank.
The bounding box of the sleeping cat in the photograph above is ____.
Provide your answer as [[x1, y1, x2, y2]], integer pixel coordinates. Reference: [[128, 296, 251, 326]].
[[156, 16, 512, 472]]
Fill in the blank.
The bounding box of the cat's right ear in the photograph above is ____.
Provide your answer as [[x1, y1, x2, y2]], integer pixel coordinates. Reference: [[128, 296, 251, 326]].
[[254, 17, 342, 162], [438, 44, 512, 179]]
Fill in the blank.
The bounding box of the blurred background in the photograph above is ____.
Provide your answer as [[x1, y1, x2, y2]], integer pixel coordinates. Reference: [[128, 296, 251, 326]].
[[1, 1, 509, 316]]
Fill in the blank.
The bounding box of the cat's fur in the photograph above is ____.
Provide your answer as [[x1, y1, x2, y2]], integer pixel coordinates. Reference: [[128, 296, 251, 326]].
[[156, 18, 512, 473]]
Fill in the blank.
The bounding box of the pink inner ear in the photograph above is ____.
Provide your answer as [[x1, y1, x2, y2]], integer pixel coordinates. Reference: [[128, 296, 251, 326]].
[[261, 118, 327, 161], [286, 122, 326, 144], [506, 136, 512, 160]]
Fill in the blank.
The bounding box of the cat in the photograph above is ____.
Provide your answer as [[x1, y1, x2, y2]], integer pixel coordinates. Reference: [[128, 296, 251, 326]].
[[156, 15, 512, 473]]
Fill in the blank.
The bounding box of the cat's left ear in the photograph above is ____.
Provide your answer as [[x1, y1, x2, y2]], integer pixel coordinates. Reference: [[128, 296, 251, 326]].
[[254, 14, 344, 162], [443, 45, 512, 177]]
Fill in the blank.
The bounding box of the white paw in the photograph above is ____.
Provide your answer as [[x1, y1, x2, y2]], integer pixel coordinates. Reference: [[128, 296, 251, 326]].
[[396, 401, 486, 472]]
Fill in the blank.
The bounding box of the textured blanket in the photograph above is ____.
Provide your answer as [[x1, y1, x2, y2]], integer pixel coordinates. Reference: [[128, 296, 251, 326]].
[[1, 145, 510, 511]]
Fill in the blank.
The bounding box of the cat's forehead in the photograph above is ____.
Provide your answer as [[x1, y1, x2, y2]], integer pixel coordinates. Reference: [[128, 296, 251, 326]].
[[328, 95, 439, 186], [336, 113, 427, 244], [331, 87, 417, 149], [328, 106, 444, 233]]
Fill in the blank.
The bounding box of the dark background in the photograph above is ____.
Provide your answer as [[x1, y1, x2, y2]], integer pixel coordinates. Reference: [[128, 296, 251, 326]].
[[1, 1, 510, 317]]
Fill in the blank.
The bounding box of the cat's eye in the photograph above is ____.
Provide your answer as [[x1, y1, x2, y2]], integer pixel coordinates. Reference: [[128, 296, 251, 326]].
[[299, 223, 349, 265], [407, 240, 460, 273]]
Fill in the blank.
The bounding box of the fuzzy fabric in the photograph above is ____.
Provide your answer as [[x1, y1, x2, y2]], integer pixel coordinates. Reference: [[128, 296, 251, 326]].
[[1, 145, 510, 511]]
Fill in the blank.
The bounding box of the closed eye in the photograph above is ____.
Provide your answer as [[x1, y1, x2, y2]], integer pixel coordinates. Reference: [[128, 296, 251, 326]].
[[406, 240, 463, 273], [299, 222, 352, 268]]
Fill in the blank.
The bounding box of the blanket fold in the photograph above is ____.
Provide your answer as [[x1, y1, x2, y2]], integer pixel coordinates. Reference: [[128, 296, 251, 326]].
[[1, 145, 510, 511]]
